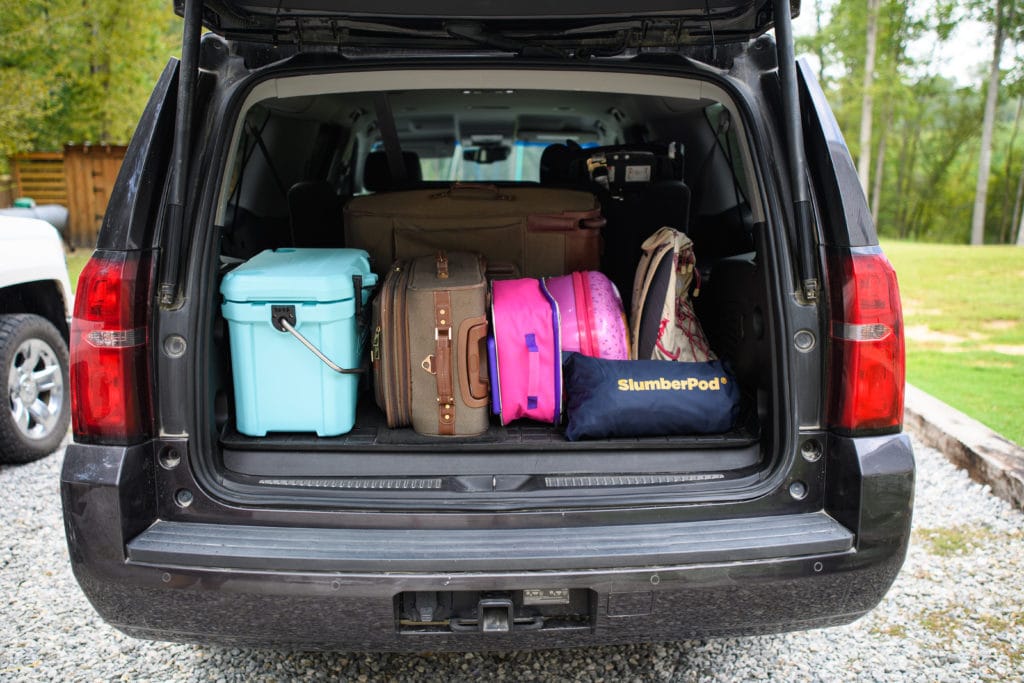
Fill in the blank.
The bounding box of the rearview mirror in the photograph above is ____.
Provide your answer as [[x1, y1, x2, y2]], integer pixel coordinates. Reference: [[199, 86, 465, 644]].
[[463, 145, 510, 164]]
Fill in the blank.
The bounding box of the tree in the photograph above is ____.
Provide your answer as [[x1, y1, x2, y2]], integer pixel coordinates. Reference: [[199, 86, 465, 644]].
[[857, 0, 882, 195], [0, 1, 179, 161], [870, 100, 889, 225], [812, 0, 924, 233], [998, 97, 1024, 242], [970, 0, 1017, 245], [801, 1, 1024, 244], [813, 0, 831, 85], [796, 0, 835, 86], [896, 79, 982, 241]]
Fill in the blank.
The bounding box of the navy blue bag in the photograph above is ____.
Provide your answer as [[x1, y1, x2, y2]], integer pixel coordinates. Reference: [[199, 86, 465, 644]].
[[563, 354, 740, 441]]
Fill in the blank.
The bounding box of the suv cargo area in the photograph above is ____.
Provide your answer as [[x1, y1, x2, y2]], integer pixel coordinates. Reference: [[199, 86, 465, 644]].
[[198, 71, 785, 508]]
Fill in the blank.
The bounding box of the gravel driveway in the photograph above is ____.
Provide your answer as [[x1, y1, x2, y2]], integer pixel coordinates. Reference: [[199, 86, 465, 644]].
[[2, 435, 1022, 681]]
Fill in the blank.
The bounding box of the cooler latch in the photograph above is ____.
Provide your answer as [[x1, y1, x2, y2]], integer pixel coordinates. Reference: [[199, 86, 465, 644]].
[[271, 305, 296, 332]]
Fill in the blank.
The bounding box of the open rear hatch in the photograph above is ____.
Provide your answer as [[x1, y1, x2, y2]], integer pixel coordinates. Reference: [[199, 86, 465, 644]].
[[179, 0, 794, 50]]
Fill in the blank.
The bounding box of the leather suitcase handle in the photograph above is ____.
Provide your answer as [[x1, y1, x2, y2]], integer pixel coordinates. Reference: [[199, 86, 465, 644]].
[[458, 316, 490, 407], [527, 208, 607, 232], [430, 183, 512, 201]]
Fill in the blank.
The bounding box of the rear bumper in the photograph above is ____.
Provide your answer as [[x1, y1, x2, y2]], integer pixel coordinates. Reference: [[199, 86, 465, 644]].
[[61, 434, 914, 650]]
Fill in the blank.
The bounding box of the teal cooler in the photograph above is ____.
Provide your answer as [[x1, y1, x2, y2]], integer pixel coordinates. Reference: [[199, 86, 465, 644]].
[[220, 248, 377, 436]]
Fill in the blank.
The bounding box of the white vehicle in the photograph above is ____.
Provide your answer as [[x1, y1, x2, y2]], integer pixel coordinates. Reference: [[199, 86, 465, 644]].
[[0, 216, 73, 462]]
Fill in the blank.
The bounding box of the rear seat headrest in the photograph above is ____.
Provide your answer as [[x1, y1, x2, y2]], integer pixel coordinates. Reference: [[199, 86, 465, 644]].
[[363, 151, 422, 192], [539, 144, 570, 184], [287, 181, 341, 248], [540, 141, 583, 184]]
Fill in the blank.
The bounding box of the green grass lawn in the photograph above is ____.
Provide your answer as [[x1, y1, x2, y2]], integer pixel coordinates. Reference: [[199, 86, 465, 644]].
[[882, 240, 1024, 446]]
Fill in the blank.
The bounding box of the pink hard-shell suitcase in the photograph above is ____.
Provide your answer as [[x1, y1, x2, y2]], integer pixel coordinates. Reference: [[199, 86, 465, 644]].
[[543, 271, 629, 360]]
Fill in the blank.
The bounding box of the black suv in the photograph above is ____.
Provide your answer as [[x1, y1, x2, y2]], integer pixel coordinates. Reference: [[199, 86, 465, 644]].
[[62, 0, 913, 650]]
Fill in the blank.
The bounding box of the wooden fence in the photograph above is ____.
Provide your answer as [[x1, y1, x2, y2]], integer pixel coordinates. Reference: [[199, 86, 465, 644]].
[[9, 145, 127, 247], [10, 152, 66, 205], [0, 176, 13, 208], [63, 145, 126, 247]]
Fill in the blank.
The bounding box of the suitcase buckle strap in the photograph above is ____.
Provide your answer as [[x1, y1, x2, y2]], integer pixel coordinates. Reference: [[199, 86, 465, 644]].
[[371, 326, 382, 363], [434, 291, 455, 434]]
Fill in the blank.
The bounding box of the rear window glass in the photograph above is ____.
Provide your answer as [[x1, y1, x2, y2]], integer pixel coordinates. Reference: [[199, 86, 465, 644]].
[[379, 141, 598, 183]]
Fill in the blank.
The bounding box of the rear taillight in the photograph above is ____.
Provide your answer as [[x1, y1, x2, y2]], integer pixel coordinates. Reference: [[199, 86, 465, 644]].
[[826, 248, 906, 435], [70, 251, 153, 444]]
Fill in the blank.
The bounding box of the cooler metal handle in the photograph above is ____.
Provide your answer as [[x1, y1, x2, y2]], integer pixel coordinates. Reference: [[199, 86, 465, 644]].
[[272, 306, 366, 375]]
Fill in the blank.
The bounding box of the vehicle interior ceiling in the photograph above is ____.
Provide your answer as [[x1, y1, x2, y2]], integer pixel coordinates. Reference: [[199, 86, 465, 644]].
[[212, 85, 773, 473]]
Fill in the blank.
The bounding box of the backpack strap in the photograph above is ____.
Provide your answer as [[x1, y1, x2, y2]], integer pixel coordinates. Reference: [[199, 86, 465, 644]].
[[631, 227, 676, 358]]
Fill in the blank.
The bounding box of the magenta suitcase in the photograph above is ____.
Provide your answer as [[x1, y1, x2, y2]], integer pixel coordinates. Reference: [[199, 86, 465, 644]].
[[488, 272, 629, 426], [489, 278, 562, 425]]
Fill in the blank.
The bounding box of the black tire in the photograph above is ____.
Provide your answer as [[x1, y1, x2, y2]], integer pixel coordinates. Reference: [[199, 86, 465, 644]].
[[0, 314, 71, 464]]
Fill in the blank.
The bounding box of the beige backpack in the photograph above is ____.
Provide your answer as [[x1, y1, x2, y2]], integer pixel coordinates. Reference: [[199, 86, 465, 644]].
[[630, 227, 716, 362]]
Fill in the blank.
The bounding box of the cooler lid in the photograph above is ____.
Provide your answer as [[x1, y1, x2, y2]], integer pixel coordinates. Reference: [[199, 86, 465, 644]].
[[221, 248, 377, 303]]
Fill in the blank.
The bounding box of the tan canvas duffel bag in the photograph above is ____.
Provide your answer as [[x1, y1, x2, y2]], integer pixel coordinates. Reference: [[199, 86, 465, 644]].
[[371, 250, 490, 436], [345, 183, 604, 278]]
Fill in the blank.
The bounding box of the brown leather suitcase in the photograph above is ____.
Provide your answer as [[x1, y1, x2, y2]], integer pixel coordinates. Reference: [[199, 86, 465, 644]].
[[345, 184, 604, 278], [371, 251, 490, 436]]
